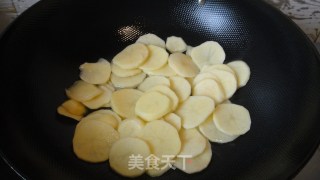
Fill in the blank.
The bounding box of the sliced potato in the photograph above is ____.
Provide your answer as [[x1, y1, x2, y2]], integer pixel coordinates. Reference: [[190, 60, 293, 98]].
[[222, 99, 231, 104], [61, 99, 86, 116], [66, 80, 102, 102], [73, 120, 119, 163], [82, 109, 121, 129], [185, 45, 193, 56], [147, 85, 179, 111], [79, 58, 111, 84], [214, 104, 251, 136], [178, 128, 207, 157], [193, 72, 219, 86], [199, 114, 238, 143], [174, 141, 212, 174], [112, 43, 149, 69], [175, 96, 215, 129], [164, 113, 181, 131], [57, 106, 82, 121], [191, 41, 225, 68], [169, 76, 191, 102], [207, 70, 237, 99], [140, 45, 169, 71], [141, 120, 181, 158], [118, 118, 144, 138], [227, 60, 251, 87], [168, 53, 199, 78], [82, 86, 112, 109], [166, 36, 187, 53], [135, 91, 172, 121], [138, 76, 170, 92], [201, 64, 235, 76], [143, 64, 177, 77], [147, 163, 171, 177], [111, 63, 142, 77], [136, 33, 165, 48], [192, 79, 225, 104], [109, 137, 150, 177], [90, 109, 122, 122], [111, 72, 146, 89], [111, 89, 143, 118]]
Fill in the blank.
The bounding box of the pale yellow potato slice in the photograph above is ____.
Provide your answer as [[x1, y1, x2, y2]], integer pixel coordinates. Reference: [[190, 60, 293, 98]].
[[164, 113, 181, 131], [192, 79, 225, 104], [136, 33, 165, 48], [208, 70, 237, 99], [166, 36, 187, 53], [199, 114, 238, 143], [111, 89, 143, 118], [109, 137, 150, 177], [118, 118, 144, 138], [79, 58, 111, 84], [222, 99, 231, 104], [185, 77, 194, 85], [100, 81, 115, 92], [147, 85, 179, 111], [140, 45, 169, 71], [111, 63, 142, 77], [138, 76, 170, 92], [112, 43, 149, 69], [168, 53, 199, 78], [89, 109, 122, 122], [178, 128, 207, 157], [143, 64, 177, 77], [193, 72, 219, 86], [135, 91, 172, 121], [185, 45, 193, 56], [175, 96, 215, 129], [227, 60, 251, 87], [141, 120, 181, 158], [102, 102, 111, 108], [191, 41, 226, 68], [169, 76, 191, 102], [61, 99, 86, 116], [174, 141, 212, 174], [66, 80, 102, 102], [81, 109, 121, 129], [73, 120, 119, 163], [82, 86, 112, 109], [147, 163, 171, 177], [214, 104, 251, 136], [57, 106, 82, 121], [110, 72, 146, 89], [201, 64, 235, 76]]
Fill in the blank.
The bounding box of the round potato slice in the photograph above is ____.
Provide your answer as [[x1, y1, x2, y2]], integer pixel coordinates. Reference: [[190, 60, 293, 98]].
[[139, 45, 169, 71], [144, 64, 177, 77], [185, 45, 193, 56], [138, 76, 170, 92], [136, 33, 165, 48], [90, 109, 122, 122], [111, 63, 142, 77], [174, 140, 212, 174], [73, 120, 119, 163], [112, 43, 149, 69], [227, 60, 251, 87], [66, 80, 102, 102], [164, 113, 182, 131], [141, 120, 181, 158], [111, 89, 143, 118], [199, 114, 238, 143], [147, 163, 171, 177], [135, 91, 172, 121], [147, 85, 179, 111], [193, 72, 219, 86], [208, 70, 237, 99], [82, 86, 112, 109], [201, 64, 235, 76], [178, 128, 207, 157], [170, 76, 191, 102], [192, 79, 225, 104], [57, 106, 82, 121], [175, 96, 215, 129], [168, 53, 199, 78], [191, 41, 226, 68], [166, 36, 187, 53], [118, 118, 144, 138], [214, 104, 251, 136], [61, 99, 86, 116], [81, 109, 121, 129], [79, 58, 111, 84], [111, 72, 146, 89], [109, 137, 151, 177]]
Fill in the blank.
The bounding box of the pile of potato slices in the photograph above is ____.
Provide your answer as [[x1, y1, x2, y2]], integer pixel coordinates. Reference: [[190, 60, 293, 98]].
[[57, 33, 251, 177]]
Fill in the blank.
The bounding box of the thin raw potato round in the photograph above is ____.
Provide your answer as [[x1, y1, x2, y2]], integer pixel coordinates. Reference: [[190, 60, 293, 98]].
[[135, 91, 172, 121], [138, 76, 170, 92], [178, 128, 207, 157], [81, 109, 121, 129], [166, 36, 187, 53], [61, 99, 86, 116], [136, 33, 165, 48], [193, 72, 219, 86], [139, 45, 169, 71], [174, 141, 212, 174], [111, 89, 143, 118], [164, 113, 182, 131], [227, 60, 251, 87], [185, 45, 193, 56], [207, 70, 237, 99], [111, 72, 146, 89], [109, 137, 150, 177], [82, 86, 112, 109], [214, 104, 251, 136], [168, 53, 199, 78], [90, 109, 122, 122], [73, 120, 119, 163], [191, 41, 226, 68], [147, 85, 179, 111], [112, 43, 149, 69], [66, 80, 102, 102], [201, 64, 235, 76], [169, 76, 191, 102], [192, 79, 225, 104], [118, 118, 145, 138], [57, 106, 82, 121], [79, 58, 111, 84], [147, 164, 171, 177], [199, 115, 238, 143], [143, 64, 177, 77], [111, 63, 142, 77], [141, 120, 181, 158], [175, 96, 215, 129]]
